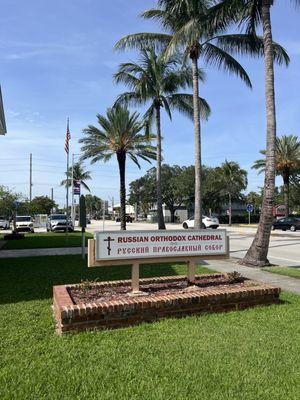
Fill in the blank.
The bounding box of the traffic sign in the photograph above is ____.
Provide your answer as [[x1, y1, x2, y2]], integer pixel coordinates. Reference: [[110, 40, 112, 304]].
[[246, 204, 254, 213], [73, 180, 81, 195], [13, 200, 21, 209]]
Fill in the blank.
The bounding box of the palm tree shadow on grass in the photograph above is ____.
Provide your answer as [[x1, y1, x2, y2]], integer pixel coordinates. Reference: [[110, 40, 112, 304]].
[[0, 255, 198, 305]]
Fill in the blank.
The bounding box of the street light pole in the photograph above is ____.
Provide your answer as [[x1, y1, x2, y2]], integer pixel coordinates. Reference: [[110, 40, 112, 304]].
[[29, 153, 33, 202]]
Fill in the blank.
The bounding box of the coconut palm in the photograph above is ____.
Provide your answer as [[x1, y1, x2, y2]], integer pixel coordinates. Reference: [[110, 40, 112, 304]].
[[61, 162, 92, 192], [79, 105, 156, 230], [114, 46, 210, 229], [115, 0, 288, 231], [215, 0, 295, 266], [217, 160, 248, 226], [252, 135, 300, 217]]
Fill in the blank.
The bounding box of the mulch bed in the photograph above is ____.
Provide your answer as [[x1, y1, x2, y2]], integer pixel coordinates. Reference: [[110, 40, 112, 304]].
[[69, 274, 247, 304]]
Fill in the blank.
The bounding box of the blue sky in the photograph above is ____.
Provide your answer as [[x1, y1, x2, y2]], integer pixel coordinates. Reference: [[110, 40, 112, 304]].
[[0, 0, 299, 207]]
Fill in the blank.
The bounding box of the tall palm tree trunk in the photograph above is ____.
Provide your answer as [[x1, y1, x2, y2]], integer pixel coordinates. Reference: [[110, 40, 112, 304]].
[[117, 151, 127, 231], [242, 1, 276, 266], [155, 104, 166, 230], [191, 55, 202, 230], [283, 170, 290, 217]]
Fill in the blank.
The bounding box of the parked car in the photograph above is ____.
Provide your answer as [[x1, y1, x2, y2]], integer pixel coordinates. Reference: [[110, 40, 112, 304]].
[[182, 215, 219, 229], [47, 214, 74, 232], [15, 216, 34, 233], [0, 216, 9, 230], [272, 217, 300, 232], [116, 215, 133, 223]]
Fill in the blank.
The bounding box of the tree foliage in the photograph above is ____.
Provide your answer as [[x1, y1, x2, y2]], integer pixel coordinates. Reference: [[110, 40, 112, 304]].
[[61, 162, 92, 192], [80, 104, 156, 230], [129, 162, 248, 220]]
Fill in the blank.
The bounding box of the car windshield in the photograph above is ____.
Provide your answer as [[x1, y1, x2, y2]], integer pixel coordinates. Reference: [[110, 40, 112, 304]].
[[50, 215, 67, 220], [16, 216, 31, 222]]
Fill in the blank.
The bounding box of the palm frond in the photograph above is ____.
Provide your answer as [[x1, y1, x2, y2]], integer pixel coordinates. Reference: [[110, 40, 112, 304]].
[[202, 43, 252, 88], [214, 34, 290, 66], [168, 93, 211, 121], [115, 33, 171, 52]]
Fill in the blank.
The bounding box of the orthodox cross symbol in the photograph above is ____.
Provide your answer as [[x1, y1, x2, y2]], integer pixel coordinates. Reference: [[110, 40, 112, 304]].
[[103, 236, 115, 256]]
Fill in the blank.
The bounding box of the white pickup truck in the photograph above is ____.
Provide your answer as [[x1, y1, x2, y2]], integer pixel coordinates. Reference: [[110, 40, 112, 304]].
[[15, 216, 34, 233], [0, 216, 9, 229]]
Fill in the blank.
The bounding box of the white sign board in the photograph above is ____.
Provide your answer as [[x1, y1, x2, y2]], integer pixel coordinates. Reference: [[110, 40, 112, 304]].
[[95, 230, 228, 261]]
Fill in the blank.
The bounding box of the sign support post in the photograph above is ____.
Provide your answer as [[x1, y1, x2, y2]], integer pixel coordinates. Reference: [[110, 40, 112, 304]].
[[187, 260, 196, 283], [79, 195, 86, 260], [131, 263, 140, 294], [246, 204, 254, 225]]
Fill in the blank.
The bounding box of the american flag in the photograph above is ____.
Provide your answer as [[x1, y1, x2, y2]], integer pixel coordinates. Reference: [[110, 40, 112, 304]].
[[64, 118, 71, 153]]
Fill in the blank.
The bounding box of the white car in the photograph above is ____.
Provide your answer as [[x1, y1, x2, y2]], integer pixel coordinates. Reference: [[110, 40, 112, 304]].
[[15, 216, 34, 233], [47, 214, 74, 232], [182, 215, 219, 229], [0, 216, 9, 229]]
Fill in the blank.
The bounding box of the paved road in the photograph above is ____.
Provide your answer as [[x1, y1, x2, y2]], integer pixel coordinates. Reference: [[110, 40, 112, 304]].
[[87, 221, 300, 267], [1, 221, 299, 267]]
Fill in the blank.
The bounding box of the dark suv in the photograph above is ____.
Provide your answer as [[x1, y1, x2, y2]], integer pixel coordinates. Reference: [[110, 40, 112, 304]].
[[272, 217, 300, 232], [116, 215, 133, 223]]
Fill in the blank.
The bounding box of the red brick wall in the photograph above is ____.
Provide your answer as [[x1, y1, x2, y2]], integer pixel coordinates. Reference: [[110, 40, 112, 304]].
[[53, 275, 280, 335]]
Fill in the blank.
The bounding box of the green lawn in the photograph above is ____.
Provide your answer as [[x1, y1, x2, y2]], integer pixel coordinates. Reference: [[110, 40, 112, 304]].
[[0, 231, 93, 250], [264, 266, 300, 280], [1, 255, 300, 400]]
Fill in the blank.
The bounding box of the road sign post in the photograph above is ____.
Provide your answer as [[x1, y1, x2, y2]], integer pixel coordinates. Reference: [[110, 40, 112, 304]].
[[79, 195, 86, 259], [246, 204, 254, 225]]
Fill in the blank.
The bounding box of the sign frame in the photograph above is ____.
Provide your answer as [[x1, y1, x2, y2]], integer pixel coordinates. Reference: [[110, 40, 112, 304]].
[[88, 230, 230, 293]]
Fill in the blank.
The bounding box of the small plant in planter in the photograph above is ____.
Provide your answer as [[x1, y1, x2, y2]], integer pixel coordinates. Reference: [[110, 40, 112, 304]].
[[226, 271, 244, 284], [77, 279, 99, 292]]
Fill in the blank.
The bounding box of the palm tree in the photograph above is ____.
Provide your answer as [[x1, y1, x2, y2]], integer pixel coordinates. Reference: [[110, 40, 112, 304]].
[[115, 0, 287, 231], [216, 0, 295, 266], [252, 135, 300, 217], [61, 162, 92, 192], [79, 105, 156, 230], [217, 160, 248, 226], [114, 46, 210, 229]]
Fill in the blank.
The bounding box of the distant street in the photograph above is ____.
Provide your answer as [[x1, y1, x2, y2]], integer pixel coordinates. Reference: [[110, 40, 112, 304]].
[[2, 220, 298, 267], [87, 220, 300, 267]]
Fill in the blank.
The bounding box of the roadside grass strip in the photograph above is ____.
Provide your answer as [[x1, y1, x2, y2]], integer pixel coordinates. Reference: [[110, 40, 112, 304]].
[[1, 255, 300, 399], [0, 232, 93, 250], [264, 266, 300, 280]]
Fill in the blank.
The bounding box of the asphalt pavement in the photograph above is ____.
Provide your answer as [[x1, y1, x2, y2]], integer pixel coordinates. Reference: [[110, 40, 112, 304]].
[[1, 221, 299, 267]]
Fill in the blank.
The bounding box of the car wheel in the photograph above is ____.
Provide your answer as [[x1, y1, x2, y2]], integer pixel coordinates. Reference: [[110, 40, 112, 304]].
[[183, 223, 188, 229], [290, 225, 296, 232], [201, 223, 206, 229]]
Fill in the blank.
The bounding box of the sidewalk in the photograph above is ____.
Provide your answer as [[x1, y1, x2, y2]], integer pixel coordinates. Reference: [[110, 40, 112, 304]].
[[1, 247, 300, 295], [205, 258, 300, 295], [0, 247, 83, 258]]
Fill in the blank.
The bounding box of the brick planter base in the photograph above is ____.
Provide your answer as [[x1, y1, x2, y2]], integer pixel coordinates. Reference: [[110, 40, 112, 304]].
[[53, 274, 281, 335]]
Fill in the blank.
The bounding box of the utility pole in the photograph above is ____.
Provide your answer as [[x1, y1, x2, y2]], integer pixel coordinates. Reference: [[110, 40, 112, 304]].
[[51, 188, 54, 214], [29, 153, 33, 202]]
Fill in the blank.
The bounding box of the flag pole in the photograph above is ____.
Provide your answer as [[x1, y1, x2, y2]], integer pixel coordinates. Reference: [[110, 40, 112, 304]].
[[71, 153, 74, 226], [65, 118, 70, 240]]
